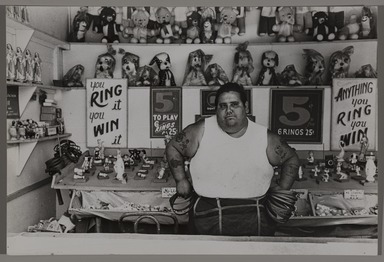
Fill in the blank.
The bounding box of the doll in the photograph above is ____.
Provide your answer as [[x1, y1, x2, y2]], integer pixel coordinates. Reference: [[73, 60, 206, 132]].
[[258, 7, 277, 36], [149, 52, 176, 86], [6, 43, 16, 81], [121, 52, 140, 86], [183, 49, 212, 86], [360, 6, 376, 39], [24, 49, 34, 83], [15, 47, 26, 82], [155, 7, 180, 44], [232, 41, 254, 86], [328, 46, 354, 81], [302, 49, 325, 85], [70, 7, 92, 42], [200, 17, 216, 43], [95, 7, 121, 43], [173, 7, 196, 39], [215, 7, 239, 44], [255, 51, 279, 86], [205, 63, 229, 86], [272, 6, 296, 42], [62, 64, 85, 87], [186, 11, 202, 44], [114, 150, 126, 183]]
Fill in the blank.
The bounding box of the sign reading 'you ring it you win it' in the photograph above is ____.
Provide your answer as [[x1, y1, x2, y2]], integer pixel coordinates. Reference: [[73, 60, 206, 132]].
[[150, 87, 182, 138], [331, 78, 377, 151], [270, 88, 323, 143], [86, 79, 127, 148]]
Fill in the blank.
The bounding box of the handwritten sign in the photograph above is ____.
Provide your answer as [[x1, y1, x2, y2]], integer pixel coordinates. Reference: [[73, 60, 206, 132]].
[[161, 187, 177, 198], [86, 78, 127, 148], [7, 86, 19, 119], [331, 78, 377, 151], [270, 88, 323, 143], [344, 189, 364, 200], [150, 87, 182, 138]]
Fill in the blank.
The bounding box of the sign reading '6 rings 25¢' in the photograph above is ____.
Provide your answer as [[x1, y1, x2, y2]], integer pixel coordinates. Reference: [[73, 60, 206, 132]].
[[150, 87, 182, 138], [270, 88, 323, 143]]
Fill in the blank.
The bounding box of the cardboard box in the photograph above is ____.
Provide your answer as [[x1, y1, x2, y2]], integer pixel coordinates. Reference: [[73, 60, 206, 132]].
[[41, 106, 56, 114]]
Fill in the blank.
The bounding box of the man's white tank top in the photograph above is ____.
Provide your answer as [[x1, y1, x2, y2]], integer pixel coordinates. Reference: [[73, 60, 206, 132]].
[[190, 115, 274, 198]]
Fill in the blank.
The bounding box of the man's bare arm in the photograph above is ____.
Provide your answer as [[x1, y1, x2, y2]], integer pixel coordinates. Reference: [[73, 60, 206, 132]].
[[266, 130, 300, 190], [166, 119, 204, 197]]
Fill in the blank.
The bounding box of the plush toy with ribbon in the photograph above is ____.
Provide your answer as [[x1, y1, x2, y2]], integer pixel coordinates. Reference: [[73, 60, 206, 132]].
[[183, 49, 212, 86]]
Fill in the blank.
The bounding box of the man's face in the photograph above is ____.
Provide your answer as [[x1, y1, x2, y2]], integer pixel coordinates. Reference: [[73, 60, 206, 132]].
[[216, 91, 248, 133]]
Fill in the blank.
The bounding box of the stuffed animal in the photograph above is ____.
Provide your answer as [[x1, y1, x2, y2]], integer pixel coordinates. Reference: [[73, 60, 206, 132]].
[[338, 15, 360, 40], [149, 52, 176, 86], [33, 52, 42, 84], [15, 46, 26, 82], [128, 8, 154, 43], [95, 7, 121, 43], [199, 6, 216, 22], [310, 11, 336, 41], [173, 7, 196, 39], [183, 49, 212, 86], [155, 7, 180, 44], [256, 51, 279, 86], [232, 41, 254, 86], [272, 6, 296, 42], [258, 7, 277, 36], [62, 64, 84, 87], [278, 64, 306, 86], [236, 7, 246, 36], [354, 64, 377, 78], [6, 43, 16, 81], [295, 7, 312, 33], [186, 11, 202, 44], [69, 7, 92, 42], [302, 49, 325, 85], [205, 63, 229, 86], [200, 17, 216, 43], [215, 7, 239, 44], [136, 65, 159, 86], [121, 52, 140, 86], [360, 6, 376, 39], [328, 46, 354, 81], [94, 52, 116, 78]]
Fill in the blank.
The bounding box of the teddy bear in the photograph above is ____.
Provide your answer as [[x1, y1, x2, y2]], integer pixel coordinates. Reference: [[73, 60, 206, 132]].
[[338, 15, 360, 40], [95, 7, 121, 43], [232, 41, 254, 86], [126, 8, 155, 43], [186, 11, 202, 44], [155, 7, 180, 44], [272, 7, 296, 42], [310, 11, 336, 41], [215, 7, 239, 44]]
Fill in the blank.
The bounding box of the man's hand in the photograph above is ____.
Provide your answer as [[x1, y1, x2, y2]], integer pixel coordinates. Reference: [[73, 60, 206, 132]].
[[176, 178, 192, 198]]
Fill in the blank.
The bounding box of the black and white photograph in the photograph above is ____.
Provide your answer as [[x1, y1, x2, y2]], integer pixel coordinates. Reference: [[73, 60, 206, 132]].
[[4, 1, 382, 257]]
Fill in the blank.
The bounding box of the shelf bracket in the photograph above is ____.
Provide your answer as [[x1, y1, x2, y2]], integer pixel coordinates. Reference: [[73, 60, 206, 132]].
[[17, 142, 38, 176], [19, 85, 37, 116]]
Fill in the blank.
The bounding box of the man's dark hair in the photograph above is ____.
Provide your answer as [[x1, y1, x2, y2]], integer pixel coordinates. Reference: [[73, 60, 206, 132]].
[[214, 82, 247, 107]]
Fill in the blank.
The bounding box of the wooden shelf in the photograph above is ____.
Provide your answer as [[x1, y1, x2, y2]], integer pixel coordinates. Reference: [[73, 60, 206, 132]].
[[7, 81, 71, 91], [7, 133, 72, 145]]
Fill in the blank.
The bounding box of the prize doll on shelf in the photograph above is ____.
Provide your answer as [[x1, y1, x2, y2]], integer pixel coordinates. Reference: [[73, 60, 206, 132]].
[[232, 41, 254, 86]]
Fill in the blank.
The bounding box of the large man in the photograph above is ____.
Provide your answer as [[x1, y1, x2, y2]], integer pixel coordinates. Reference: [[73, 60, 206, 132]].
[[166, 83, 299, 236]]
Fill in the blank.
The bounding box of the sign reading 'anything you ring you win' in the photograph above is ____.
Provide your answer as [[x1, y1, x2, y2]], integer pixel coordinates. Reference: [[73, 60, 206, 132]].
[[86, 78, 127, 148]]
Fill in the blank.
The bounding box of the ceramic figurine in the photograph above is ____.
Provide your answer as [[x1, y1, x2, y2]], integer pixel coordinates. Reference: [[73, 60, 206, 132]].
[[336, 164, 348, 180], [141, 149, 155, 165], [307, 151, 315, 165], [359, 135, 369, 162], [6, 44, 16, 81], [98, 139, 105, 160], [322, 169, 330, 182], [9, 121, 18, 140], [336, 140, 345, 163], [15, 47, 26, 82], [81, 156, 90, 173], [349, 153, 358, 170], [355, 165, 361, 176], [24, 49, 34, 83], [114, 150, 126, 183], [17, 123, 26, 140], [312, 165, 320, 177], [33, 52, 43, 84], [298, 166, 304, 180], [365, 152, 376, 183]]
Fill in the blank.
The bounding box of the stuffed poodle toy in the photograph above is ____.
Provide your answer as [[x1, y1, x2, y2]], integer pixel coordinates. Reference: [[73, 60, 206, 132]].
[[95, 7, 121, 43], [272, 7, 296, 42], [215, 7, 239, 44], [256, 51, 279, 86], [302, 49, 325, 85], [69, 7, 92, 42]]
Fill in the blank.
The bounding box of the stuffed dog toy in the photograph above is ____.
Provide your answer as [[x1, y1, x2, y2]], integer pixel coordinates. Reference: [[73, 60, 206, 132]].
[[183, 49, 212, 86], [63, 64, 85, 87], [354, 64, 377, 78], [149, 52, 176, 86], [338, 15, 359, 40], [136, 65, 159, 86], [278, 64, 306, 86], [95, 52, 116, 78], [232, 41, 254, 86], [155, 7, 180, 44], [186, 11, 201, 44], [95, 7, 121, 43], [205, 63, 229, 86], [70, 7, 92, 42], [121, 52, 140, 86], [328, 46, 354, 81], [200, 17, 216, 43], [256, 51, 279, 86], [302, 49, 325, 85]]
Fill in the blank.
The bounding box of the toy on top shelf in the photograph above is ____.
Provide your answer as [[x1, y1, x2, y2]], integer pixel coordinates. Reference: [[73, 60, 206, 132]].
[[272, 6, 297, 42], [94, 52, 116, 79], [69, 7, 92, 42], [328, 45, 354, 82], [186, 11, 202, 44], [6, 44, 16, 81], [183, 49, 212, 86], [295, 7, 312, 33], [200, 17, 216, 43], [258, 7, 277, 37], [338, 14, 360, 40], [205, 63, 229, 86], [215, 7, 239, 44], [62, 64, 85, 87], [255, 51, 279, 86], [360, 6, 376, 39], [128, 8, 155, 43], [236, 7, 247, 36], [232, 41, 254, 86], [278, 64, 306, 86], [136, 65, 159, 86], [302, 49, 325, 86], [120, 50, 140, 86], [173, 7, 196, 40], [94, 7, 121, 43], [155, 7, 180, 44], [309, 11, 336, 41], [354, 64, 377, 78], [149, 52, 176, 86]]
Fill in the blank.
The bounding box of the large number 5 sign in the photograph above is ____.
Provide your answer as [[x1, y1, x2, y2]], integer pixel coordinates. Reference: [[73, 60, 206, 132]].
[[270, 89, 323, 143], [155, 92, 174, 113]]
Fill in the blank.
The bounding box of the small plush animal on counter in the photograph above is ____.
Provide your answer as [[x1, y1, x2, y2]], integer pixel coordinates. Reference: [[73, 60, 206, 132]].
[[95, 7, 121, 43], [310, 11, 336, 41], [200, 17, 216, 43], [94, 52, 116, 78], [338, 15, 360, 40], [69, 7, 92, 42], [149, 52, 176, 86], [121, 52, 140, 86], [328, 46, 354, 81], [232, 41, 254, 86], [6, 43, 16, 81], [62, 64, 85, 87], [186, 11, 202, 44], [354, 64, 377, 78], [302, 49, 325, 85], [136, 65, 159, 86], [215, 7, 239, 44], [272, 6, 296, 42], [155, 7, 180, 44], [205, 63, 229, 86], [129, 8, 154, 43], [256, 51, 279, 86], [278, 64, 306, 86], [183, 49, 212, 86]]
